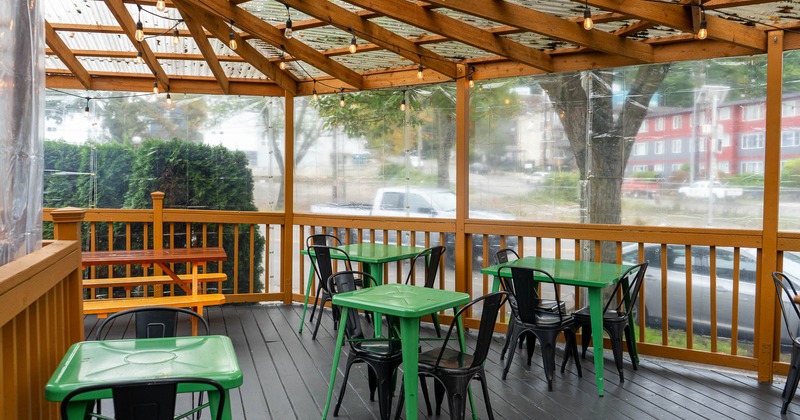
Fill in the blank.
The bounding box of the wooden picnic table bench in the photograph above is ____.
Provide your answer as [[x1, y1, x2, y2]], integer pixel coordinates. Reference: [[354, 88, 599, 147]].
[[83, 272, 227, 297]]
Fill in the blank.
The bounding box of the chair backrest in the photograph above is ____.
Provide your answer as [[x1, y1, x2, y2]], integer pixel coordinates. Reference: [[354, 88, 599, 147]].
[[404, 245, 446, 288], [433, 291, 509, 369], [308, 245, 352, 292], [307, 233, 342, 247], [495, 248, 519, 265], [95, 307, 209, 340], [773, 272, 800, 341], [60, 377, 225, 420], [327, 270, 378, 342], [604, 261, 649, 317], [498, 265, 562, 324]]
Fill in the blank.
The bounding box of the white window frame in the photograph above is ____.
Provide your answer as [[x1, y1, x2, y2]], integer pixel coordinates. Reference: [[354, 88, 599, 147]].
[[654, 141, 664, 155], [672, 116, 682, 129], [655, 118, 665, 131], [672, 139, 682, 153], [741, 133, 765, 149], [633, 143, 647, 156]]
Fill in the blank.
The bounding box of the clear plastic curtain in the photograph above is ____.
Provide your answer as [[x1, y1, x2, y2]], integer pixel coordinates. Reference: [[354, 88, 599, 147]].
[[0, 1, 44, 266]]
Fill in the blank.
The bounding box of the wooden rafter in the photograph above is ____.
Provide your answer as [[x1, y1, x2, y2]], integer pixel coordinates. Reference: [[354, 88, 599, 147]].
[[182, 0, 364, 90], [281, 0, 459, 79], [173, 0, 297, 94], [103, 0, 170, 90], [341, 0, 553, 72], [179, 8, 230, 94], [45, 21, 92, 90], [425, 0, 654, 64]]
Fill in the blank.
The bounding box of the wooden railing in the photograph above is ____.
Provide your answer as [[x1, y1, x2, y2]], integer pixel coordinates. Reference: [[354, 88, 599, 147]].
[[0, 239, 83, 418]]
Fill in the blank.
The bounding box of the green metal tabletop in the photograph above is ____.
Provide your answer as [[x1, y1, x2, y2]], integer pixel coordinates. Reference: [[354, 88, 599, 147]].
[[481, 256, 631, 289], [302, 243, 424, 264], [46, 335, 243, 407], [332, 283, 470, 316]]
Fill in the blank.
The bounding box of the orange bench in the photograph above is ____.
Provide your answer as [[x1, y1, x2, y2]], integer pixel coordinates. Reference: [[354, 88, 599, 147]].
[[83, 273, 227, 297]]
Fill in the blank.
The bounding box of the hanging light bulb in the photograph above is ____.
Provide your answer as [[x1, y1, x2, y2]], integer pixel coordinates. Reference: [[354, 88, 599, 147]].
[[135, 50, 143, 64], [153, 81, 159, 94], [284, 6, 293, 39], [400, 97, 406, 112], [84, 98, 90, 118], [339, 89, 345, 107], [173, 28, 180, 45], [279, 51, 286, 70], [468, 74, 474, 88], [417, 63, 424, 80], [166, 92, 173, 106], [135, 20, 145, 42], [229, 20, 238, 50], [583, 2, 594, 30], [312, 81, 318, 101], [349, 35, 357, 54], [697, 9, 708, 40], [156, 0, 166, 12]]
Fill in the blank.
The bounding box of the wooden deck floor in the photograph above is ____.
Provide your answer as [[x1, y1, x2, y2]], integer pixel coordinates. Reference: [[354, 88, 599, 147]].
[[84, 303, 793, 419]]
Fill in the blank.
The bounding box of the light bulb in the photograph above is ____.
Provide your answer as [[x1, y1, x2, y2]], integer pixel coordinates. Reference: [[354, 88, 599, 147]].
[[279, 53, 286, 70], [285, 18, 293, 39], [84, 105, 90, 118], [340, 95, 345, 107], [468, 75, 474, 88], [166, 93, 172, 106], [153, 81, 159, 94], [135, 50, 143, 64], [417, 64, 424, 80], [400, 99, 406, 112], [229, 32, 237, 50], [349, 36, 357, 54], [135, 21, 144, 42], [583, 7, 593, 30], [156, 0, 166, 12], [697, 20, 708, 40], [173, 28, 180, 45], [313, 89, 318, 101]]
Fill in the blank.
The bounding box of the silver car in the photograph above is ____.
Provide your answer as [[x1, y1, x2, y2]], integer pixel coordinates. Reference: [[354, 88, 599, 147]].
[[621, 244, 800, 343]]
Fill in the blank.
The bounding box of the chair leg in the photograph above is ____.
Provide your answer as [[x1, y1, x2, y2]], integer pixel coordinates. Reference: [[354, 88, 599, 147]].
[[579, 321, 591, 359], [561, 328, 582, 377], [525, 332, 537, 366], [502, 325, 524, 380], [783, 346, 800, 414], [500, 313, 515, 360], [477, 372, 495, 420], [432, 313, 442, 337], [625, 322, 638, 371], [609, 324, 626, 383], [311, 297, 328, 340], [333, 356, 357, 417], [433, 377, 446, 416], [394, 382, 405, 420], [536, 330, 560, 391], [419, 376, 433, 416], [372, 363, 400, 420], [309, 293, 320, 323]]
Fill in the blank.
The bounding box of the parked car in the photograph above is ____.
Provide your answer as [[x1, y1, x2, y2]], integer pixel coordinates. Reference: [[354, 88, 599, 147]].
[[678, 180, 743, 199], [621, 243, 800, 343]]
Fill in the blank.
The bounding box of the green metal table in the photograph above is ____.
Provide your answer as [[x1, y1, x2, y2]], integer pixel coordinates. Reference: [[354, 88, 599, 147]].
[[299, 243, 424, 333], [323, 283, 471, 420], [481, 256, 632, 397], [45, 335, 243, 419]]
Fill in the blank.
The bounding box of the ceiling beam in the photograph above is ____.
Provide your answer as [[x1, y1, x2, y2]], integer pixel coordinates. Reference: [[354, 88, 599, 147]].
[[173, 0, 298, 94], [46, 48, 245, 62], [424, 0, 654, 64], [45, 21, 92, 90], [586, 0, 767, 52], [103, 0, 171, 90], [179, 8, 230, 94], [281, 0, 459, 80], [182, 0, 364, 90], [340, 0, 553, 72]]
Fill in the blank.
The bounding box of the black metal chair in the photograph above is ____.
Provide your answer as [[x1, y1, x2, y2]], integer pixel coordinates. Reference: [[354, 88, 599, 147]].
[[404, 245, 447, 336], [308, 244, 353, 340], [499, 266, 581, 390], [568, 261, 648, 383], [95, 306, 210, 340], [773, 271, 800, 414], [328, 270, 403, 420], [60, 377, 225, 420], [394, 291, 508, 420]]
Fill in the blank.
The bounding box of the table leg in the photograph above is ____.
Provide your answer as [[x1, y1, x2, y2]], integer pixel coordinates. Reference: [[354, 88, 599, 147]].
[[299, 261, 315, 333], [65, 401, 91, 419], [323, 307, 348, 419], [588, 288, 605, 397], [206, 389, 233, 419], [365, 262, 383, 338], [399, 317, 420, 420], [491, 275, 501, 293]]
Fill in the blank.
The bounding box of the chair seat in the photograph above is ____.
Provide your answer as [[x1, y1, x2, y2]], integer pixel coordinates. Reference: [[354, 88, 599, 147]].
[[418, 348, 475, 371], [353, 341, 404, 358], [573, 305, 626, 322], [531, 311, 574, 327]]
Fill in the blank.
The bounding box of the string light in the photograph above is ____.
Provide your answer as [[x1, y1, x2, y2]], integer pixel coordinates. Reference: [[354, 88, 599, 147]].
[[166, 92, 172, 106], [172, 28, 180, 45], [468, 74, 474, 88], [339, 88, 345, 107], [153, 80, 159, 94], [135, 7, 145, 42], [156, 0, 166, 12], [697, 7, 708, 40], [84, 98, 90, 118], [312, 80, 318, 101], [135, 50, 144, 64], [400, 96, 406, 112], [284, 6, 293, 39], [228, 20, 238, 50], [349, 31, 357, 54], [279, 51, 286, 70], [583, 1, 594, 31], [417, 55, 424, 80]]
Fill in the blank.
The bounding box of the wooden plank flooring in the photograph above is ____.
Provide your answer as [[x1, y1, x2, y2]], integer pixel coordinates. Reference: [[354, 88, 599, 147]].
[[84, 303, 793, 419]]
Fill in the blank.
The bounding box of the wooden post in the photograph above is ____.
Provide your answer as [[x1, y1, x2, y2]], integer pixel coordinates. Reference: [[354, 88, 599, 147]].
[[50, 207, 86, 343], [152, 191, 165, 296], [50, 207, 85, 241], [283, 92, 295, 304], [455, 64, 470, 297]]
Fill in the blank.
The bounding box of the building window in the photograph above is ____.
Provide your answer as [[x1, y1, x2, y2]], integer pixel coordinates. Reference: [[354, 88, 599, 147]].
[[782, 131, 800, 147], [639, 121, 648, 133], [655, 118, 665, 131], [672, 163, 683, 171], [672, 139, 682, 153], [654, 141, 664, 155], [718, 161, 730, 174], [632, 165, 648, 172], [672, 116, 682, 129], [698, 139, 706, 152], [721, 134, 731, 147], [653, 164, 664, 173], [718, 107, 731, 120], [783, 100, 798, 117], [741, 161, 764, 175], [633, 143, 647, 156], [741, 133, 765, 149], [742, 104, 765, 121]]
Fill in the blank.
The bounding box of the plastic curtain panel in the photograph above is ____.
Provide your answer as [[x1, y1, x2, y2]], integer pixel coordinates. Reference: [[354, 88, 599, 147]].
[[0, 1, 44, 266]]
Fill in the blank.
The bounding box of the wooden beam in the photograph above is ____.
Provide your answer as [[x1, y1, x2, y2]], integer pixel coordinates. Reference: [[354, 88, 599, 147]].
[[586, 0, 767, 52], [281, 0, 459, 79], [182, 0, 364, 90], [179, 8, 230, 94], [46, 72, 284, 96], [340, 0, 553, 72], [173, 0, 298, 94], [45, 21, 92, 90], [103, 0, 170, 90], [425, 0, 654, 64], [46, 48, 245, 63]]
